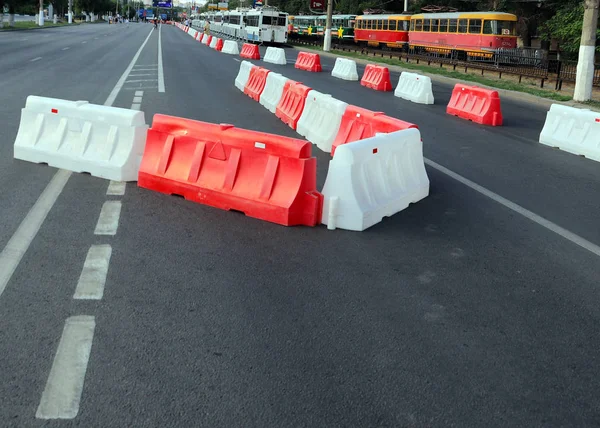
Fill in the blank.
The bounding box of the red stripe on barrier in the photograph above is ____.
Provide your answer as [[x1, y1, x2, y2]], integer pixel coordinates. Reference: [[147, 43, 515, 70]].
[[138, 115, 323, 227], [215, 38, 224, 51], [295, 52, 322, 72], [244, 66, 271, 102], [275, 80, 311, 130], [240, 43, 260, 60], [331, 106, 417, 156], [206, 35, 213, 45], [446, 84, 503, 126], [360, 64, 393, 92]]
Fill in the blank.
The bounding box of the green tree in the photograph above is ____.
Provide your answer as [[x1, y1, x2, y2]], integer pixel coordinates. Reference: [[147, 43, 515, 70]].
[[541, 0, 600, 55]]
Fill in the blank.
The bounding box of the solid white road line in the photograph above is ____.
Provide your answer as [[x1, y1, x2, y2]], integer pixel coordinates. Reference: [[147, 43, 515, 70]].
[[0, 170, 72, 298], [36, 316, 95, 419], [128, 74, 155, 77], [131, 103, 141, 110], [106, 180, 126, 196], [94, 201, 121, 236], [104, 27, 154, 106], [30, 57, 42, 62], [134, 90, 144, 96], [424, 158, 600, 258], [73, 245, 112, 300], [158, 23, 165, 92]]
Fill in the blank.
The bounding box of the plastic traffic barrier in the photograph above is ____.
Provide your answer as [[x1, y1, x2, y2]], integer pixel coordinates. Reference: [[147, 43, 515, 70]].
[[234, 60, 254, 92], [189, 28, 197, 38], [275, 80, 311, 130], [205, 35, 213, 46], [137, 115, 323, 227], [394, 72, 434, 105], [195, 32, 201, 41], [199, 33, 206, 43], [296, 90, 348, 153], [214, 38, 224, 51], [209, 36, 218, 48], [322, 128, 429, 231], [331, 57, 359, 81], [244, 66, 270, 102], [222, 40, 239, 55], [331, 105, 417, 156], [360, 64, 393, 91], [259, 72, 289, 114], [295, 52, 322, 72], [264, 46, 287, 65], [14, 95, 148, 182], [202, 34, 210, 45], [240, 43, 260, 60], [446, 84, 503, 126], [539, 104, 600, 162]]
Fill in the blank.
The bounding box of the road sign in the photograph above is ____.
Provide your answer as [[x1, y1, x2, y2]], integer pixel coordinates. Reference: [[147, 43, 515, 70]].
[[310, 0, 324, 12], [154, 1, 172, 7]]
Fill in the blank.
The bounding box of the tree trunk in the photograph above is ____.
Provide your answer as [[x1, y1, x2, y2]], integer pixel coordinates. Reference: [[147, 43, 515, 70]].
[[0, 0, 4, 29], [8, 2, 14, 27]]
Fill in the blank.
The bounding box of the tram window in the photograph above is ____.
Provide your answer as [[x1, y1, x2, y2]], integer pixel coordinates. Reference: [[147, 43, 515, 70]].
[[448, 19, 457, 32], [458, 19, 467, 33], [439, 18, 448, 32], [431, 19, 439, 32], [423, 19, 431, 32], [410, 20, 415, 31], [389, 20, 397, 31], [382, 20, 388, 30], [415, 19, 422, 31], [402, 20, 409, 31], [468, 19, 482, 34], [483, 20, 516, 35]]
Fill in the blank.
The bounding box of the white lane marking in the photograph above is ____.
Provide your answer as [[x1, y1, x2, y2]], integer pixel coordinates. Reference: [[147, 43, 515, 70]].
[[106, 181, 126, 196], [73, 245, 112, 300], [131, 103, 141, 110], [81, 41, 87, 44], [62, 47, 70, 51], [158, 24, 165, 92], [128, 74, 155, 77], [125, 79, 157, 83], [133, 96, 142, 103], [233, 58, 240, 62], [424, 158, 600, 258], [104, 27, 154, 106], [36, 316, 95, 419], [94, 201, 121, 235], [123, 86, 157, 90], [21, 38, 29, 41], [0, 170, 71, 298], [31, 57, 43, 62], [134, 90, 144, 97], [94, 37, 99, 40]]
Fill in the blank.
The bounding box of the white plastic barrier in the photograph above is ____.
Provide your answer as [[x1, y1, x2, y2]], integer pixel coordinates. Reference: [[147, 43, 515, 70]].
[[222, 40, 239, 55], [331, 58, 359, 81], [209, 36, 218, 48], [234, 60, 254, 92], [199, 33, 206, 43], [14, 96, 148, 182], [296, 90, 348, 153], [189, 28, 197, 38], [202, 34, 210, 44], [394, 72, 435, 105], [539, 104, 600, 162], [263, 47, 286, 65], [259, 72, 289, 114], [321, 128, 430, 231]]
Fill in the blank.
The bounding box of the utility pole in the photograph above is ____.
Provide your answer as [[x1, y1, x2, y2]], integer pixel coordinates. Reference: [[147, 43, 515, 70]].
[[68, 0, 72, 23], [404, 0, 408, 12], [574, 0, 599, 102], [38, 0, 44, 26], [323, 0, 333, 51]]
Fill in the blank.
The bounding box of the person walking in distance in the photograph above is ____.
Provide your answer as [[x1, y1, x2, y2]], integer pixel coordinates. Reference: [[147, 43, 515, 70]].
[[204, 19, 210, 35]]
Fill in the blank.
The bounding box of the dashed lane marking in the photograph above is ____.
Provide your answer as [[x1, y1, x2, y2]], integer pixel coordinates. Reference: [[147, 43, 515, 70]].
[[106, 181, 126, 196], [62, 47, 70, 51], [133, 96, 142, 103], [73, 245, 112, 300], [131, 103, 141, 110], [30, 57, 42, 62], [94, 201, 121, 236], [36, 316, 95, 419], [134, 90, 144, 97]]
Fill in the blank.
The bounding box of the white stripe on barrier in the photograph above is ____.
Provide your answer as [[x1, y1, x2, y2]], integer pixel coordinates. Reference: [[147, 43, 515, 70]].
[[202, 34, 210, 45], [234, 60, 254, 92], [264, 47, 286, 65], [296, 90, 348, 153], [222, 40, 239, 55], [209, 36, 218, 48], [322, 128, 430, 231], [539, 104, 600, 162], [13, 96, 148, 182], [259, 72, 289, 114], [394, 72, 435, 105], [331, 58, 359, 81]]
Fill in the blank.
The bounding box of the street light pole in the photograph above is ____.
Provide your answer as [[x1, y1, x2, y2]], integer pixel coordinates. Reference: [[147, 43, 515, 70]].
[[38, 0, 44, 26], [404, 0, 408, 12], [68, 0, 72, 23], [574, 0, 599, 102], [323, 0, 333, 51]]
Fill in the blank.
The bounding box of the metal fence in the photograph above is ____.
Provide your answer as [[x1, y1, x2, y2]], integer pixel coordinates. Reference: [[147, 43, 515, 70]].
[[292, 38, 600, 89]]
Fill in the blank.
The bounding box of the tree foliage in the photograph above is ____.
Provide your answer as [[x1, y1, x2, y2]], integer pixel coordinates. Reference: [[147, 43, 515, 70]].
[[540, 0, 600, 54]]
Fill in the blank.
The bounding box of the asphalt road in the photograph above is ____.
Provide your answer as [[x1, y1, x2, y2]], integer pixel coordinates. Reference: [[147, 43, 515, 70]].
[[1, 23, 600, 427]]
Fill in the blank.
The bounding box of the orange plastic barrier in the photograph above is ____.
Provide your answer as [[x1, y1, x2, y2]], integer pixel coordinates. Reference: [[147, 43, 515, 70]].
[[275, 80, 311, 130], [244, 66, 271, 102], [295, 52, 322, 72], [446, 84, 503, 126], [360, 64, 393, 92], [205, 35, 213, 45], [138, 115, 323, 227], [240, 43, 260, 60], [215, 38, 224, 51], [331, 106, 417, 156]]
